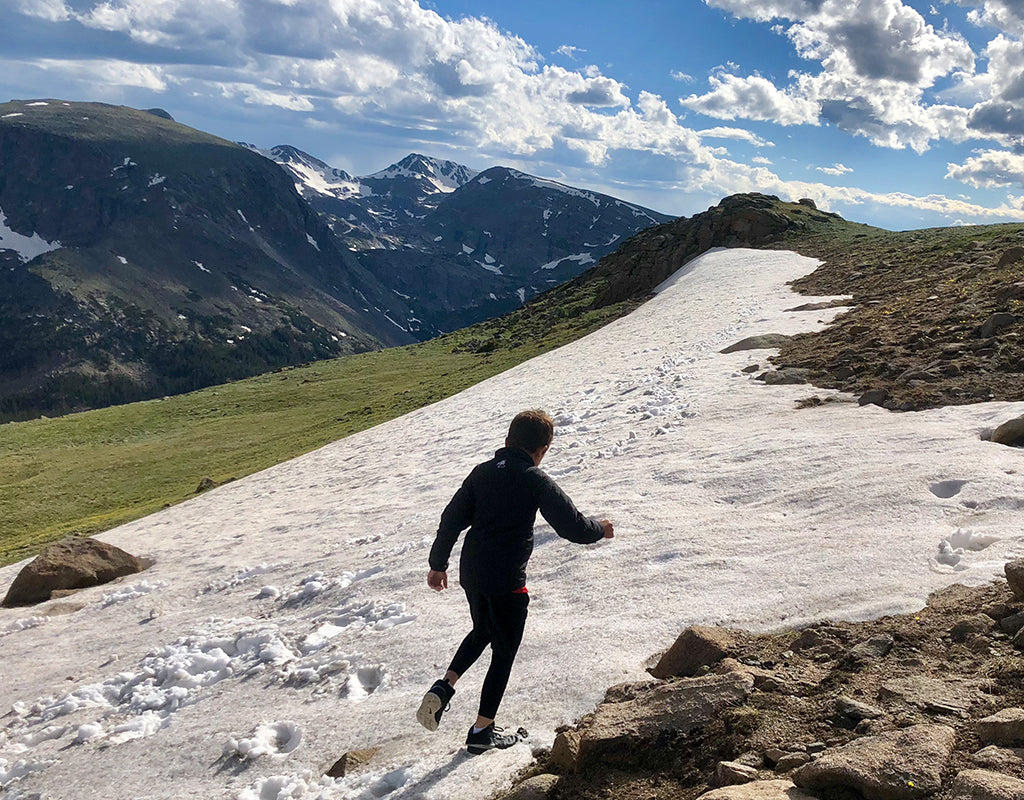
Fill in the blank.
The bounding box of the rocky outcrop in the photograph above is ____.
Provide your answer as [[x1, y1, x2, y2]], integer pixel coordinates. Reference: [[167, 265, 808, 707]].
[[720, 334, 793, 354], [512, 564, 1024, 800], [791, 724, 956, 799], [2, 536, 149, 606], [991, 417, 1024, 446], [325, 747, 378, 778], [586, 194, 818, 307]]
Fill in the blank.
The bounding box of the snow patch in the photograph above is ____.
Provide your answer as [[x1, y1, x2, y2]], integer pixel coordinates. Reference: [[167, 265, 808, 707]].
[[306, 233, 320, 251], [538, 252, 596, 271], [116, 256, 128, 265], [0, 206, 62, 262], [223, 721, 302, 761], [100, 580, 169, 607], [148, 174, 165, 187]]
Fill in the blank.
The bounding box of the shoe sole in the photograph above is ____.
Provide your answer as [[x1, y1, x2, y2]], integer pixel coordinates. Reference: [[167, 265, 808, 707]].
[[417, 692, 443, 731]]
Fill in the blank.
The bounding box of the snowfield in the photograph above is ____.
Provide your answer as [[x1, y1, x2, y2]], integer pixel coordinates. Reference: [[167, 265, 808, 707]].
[[1, 248, 1022, 800]]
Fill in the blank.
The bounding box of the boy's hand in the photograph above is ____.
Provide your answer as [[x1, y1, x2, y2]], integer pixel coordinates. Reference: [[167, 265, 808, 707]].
[[600, 519, 614, 539], [427, 569, 449, 591]]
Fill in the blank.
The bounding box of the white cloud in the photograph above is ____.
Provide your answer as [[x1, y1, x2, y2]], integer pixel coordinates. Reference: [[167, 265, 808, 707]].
[[670, 70, 695, 83], [816, 162, 853, 175], [962, 0, 1024, 36], [946, 148, 1024, 188], [681, 72, 819, 125], [15, 0, 70, 21], [556, 45, 586, 59], [698, 126, 775, 147], [699, 0, 980, 151]]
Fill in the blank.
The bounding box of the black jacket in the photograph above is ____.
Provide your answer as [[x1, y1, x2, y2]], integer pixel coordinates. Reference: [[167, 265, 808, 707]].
[[428, 447, 605, 593]]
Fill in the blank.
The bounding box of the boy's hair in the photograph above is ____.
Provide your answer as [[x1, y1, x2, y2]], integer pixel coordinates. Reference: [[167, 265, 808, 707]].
[[507, 409, 554, 453]]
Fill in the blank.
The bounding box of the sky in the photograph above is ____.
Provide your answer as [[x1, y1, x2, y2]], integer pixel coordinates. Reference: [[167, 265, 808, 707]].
[[2, 1, 1024, 230], [2, 246, 1022, 799]]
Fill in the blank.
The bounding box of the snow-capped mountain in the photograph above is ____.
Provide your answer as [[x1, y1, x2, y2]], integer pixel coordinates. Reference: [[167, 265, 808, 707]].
[[0, 101, 413, 421], [2, 247, 1021, 800], [257, 148, 674, 338]]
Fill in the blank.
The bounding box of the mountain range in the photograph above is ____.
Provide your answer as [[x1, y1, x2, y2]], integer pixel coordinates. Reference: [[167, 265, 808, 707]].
[[0, 100, 669, 420]]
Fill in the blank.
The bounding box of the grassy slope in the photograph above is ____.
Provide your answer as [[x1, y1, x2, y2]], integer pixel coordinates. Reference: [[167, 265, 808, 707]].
[[0, 283, 636, 566]]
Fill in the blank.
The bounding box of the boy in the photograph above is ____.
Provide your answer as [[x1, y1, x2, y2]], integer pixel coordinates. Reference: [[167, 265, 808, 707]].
[[417, 409, 614, 754]]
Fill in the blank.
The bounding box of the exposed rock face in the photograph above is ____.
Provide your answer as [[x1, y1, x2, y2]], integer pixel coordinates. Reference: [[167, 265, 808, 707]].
[[648, 625, 737, 679], [792, 724, 956, 799], [2, 536, 149, 606], [586, 194, 814, 307]]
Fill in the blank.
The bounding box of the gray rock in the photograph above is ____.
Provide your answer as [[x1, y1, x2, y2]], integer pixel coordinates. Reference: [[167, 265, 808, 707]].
[[774, 753, 812, 772], [502, 774, 559, 800], [2, 536, 149, 607], [741, 364, 761, 373], [991, 418, 1024, 447], [648, 625, 737, 679], [553, 672, 752, 772], [998, 611, 1024, 635], [720, 334, 793, 354], [713, 761, 759, 787], [763, 748, 788, 766], [858, 389, 890, 407], [878, 675, 970, 716], [836, 695, 885, 721], [792, 723, 955, 799], [996, 246, 1024, 268], [195, 476, 217, 493], [841, 635, 895, 669], [1006, 560, 1024, 600], [976, 312, 1018, 338], [949, 768, 1024, 799], [977, 708, 1024, 746], [760, 368, 812, 385], [950, 614, 993, 642], [1014, 627, 1024, 651], [995, 281, 1024, 304], [970, 745, 1024, 771], [697, 779, 819, 799]]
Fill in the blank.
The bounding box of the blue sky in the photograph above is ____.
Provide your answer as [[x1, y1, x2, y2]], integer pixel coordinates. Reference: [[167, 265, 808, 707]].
[[2, 0, 1024, 230]]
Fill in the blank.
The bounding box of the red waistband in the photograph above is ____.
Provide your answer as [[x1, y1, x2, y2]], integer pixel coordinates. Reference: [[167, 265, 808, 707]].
[[513, 586, 529, 594]]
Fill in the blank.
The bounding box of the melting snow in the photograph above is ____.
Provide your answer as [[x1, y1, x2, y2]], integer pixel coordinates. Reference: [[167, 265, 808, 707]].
[[306, 234, 320, 251], [3, 113, 24, 118], [2, 249, 1023, 799], [538, 253, 596, 271], [148, 175, 165, 187]]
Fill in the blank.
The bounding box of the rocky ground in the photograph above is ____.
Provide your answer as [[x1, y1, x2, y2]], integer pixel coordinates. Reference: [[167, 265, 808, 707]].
[[497, 562, 1024, 800], [770, 222, 1024, 413]]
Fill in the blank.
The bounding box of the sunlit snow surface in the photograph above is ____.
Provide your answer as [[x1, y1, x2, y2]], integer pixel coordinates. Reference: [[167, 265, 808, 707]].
[[1, 249, 1023, 799]]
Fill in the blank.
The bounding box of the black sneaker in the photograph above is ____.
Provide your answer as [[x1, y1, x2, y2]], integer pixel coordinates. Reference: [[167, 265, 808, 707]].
[[416, 679, 455, 731], [465, 723, 524, 755]]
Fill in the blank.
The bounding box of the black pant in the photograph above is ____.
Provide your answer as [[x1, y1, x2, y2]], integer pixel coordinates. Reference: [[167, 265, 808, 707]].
[[447, 589, 529, 720]]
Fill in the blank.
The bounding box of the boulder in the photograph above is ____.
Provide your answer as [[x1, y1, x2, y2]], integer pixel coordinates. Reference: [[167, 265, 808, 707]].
[[996, 247, 1024, 268], [502, 774, 559, 800], [949, 768, 1024, 800], [1005, 560, 1024, 600], [858, 389, 890, 407], [648, 625, 737, 678], [554, 672, 752, 772], [840, 634, 894, 669], [713, 761, 758, 787], [797, 198, 817, 208], [720, 334, 793, 354], [977, 709, 1024, 746], [773, 753, 812, 772], [950, 614, 993, 642], [760, 369, 812, 385], [836, 695, 884, 721], [970, 745, 1024, 771], [998, 611, 1024, 635], [3, 536, 149, 607], [976, 313, 1017, 338], [697, 779, 819, 799], [994, 282, 1024, 305], [792, 723, 955, 799], [325, 747, 378, 778]]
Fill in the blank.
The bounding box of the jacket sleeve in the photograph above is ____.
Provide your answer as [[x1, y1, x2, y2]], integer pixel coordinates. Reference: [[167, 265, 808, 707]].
[[428, 473, 475, 571], [534, 470, 604, 544]]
